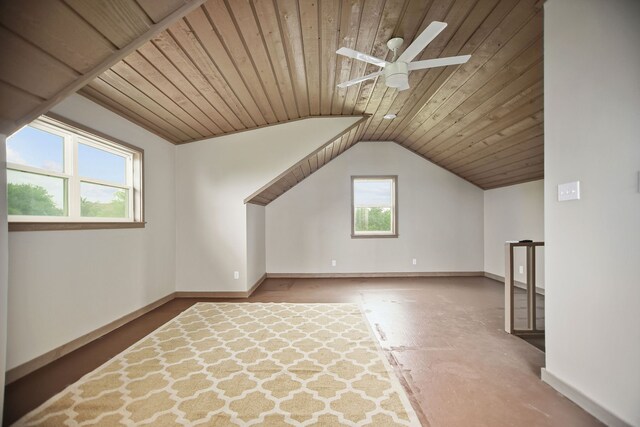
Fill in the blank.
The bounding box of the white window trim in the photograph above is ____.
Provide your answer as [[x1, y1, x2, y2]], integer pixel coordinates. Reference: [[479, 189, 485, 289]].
[[351, 175, 398, 238], [7, 114, 144, 231]]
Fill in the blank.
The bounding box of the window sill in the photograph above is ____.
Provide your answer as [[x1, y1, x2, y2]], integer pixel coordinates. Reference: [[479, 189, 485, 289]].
[[9, 222, 146, 232], [351, 233, 398, 239]]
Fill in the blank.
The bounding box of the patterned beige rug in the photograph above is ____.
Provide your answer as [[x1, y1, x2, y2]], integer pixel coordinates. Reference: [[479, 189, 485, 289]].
[[16, 303, 421, 426]]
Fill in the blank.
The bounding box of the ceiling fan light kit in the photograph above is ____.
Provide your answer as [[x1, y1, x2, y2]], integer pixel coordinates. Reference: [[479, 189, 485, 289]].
[[336, 21, 471, 92], [384, 62, 409, 89]]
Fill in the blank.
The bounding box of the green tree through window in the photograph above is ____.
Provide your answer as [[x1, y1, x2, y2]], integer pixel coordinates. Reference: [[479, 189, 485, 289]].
[[81, 190, 127, 218], [355, 207, 392, 231], [8, 183, 63, 216]]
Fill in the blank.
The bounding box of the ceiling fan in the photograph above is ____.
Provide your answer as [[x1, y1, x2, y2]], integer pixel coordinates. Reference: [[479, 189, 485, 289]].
[[336, 21, 471, 91]]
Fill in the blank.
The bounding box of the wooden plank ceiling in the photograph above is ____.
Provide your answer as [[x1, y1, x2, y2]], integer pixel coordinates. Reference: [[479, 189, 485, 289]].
[[80, 0, 543, 192], [10, 0, 543, 192], [0, 0, 206, 136]]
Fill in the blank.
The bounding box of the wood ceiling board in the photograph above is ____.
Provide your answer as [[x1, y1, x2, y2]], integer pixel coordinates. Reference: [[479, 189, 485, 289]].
[[457, 145, 544, 182], [204, 0, 283, 123], [0, 0, 208, 136], [0, 27, 78, 99], [318, 0, 341, 116], [465, 148, 543, 180], [121, 51, 224, 135], [81, 0, 542, 188], [340, 0, 386, 115], [399, 20, 543, 145], [377, 0, 534, 142], [63, 0, 152, 49], [367, 0, 482, 140], [143, 31, 246, 130], [277, 0, 311, 117], [226, 0, 291, 121], [476, 163, 543, 187], [482, 172, 543, 189], [452, 126, 542, 174], [381, 0, 507, 140], [298, 0, 321, 116], [110, 61, 212, 137], [252, 0, 301, 119], [442, 114, 543, 172], [418, 76, 543, 161], [0, 83, 42, 127], [170, 14, 264, 127], [406, 48, 542, 151], [98, 69, 198, 140], [371, 0, 520, 140], [351, 0, 406, 115], [83, 80, 185, 143], [331, 0, 365, 115], [78, 86, 183, 144], [429, 96, 543, 163], [0, 0, 115, 74], [358, 0, 437, 126], [136, 0, 190, 23]]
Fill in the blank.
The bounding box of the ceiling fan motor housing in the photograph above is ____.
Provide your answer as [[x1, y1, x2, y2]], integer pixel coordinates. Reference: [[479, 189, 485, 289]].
[[384, 61, 409, 88]]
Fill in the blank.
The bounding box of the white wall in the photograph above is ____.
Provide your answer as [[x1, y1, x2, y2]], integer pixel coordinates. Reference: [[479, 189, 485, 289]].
[[266, 141, 484, 274], [175, 117, 360, 291], [545, 0, 640, 425], [0, 134, 8, 420], [246, 203, 266, 287], [484, 180, 544, 288], [7, 94, 177, 370]]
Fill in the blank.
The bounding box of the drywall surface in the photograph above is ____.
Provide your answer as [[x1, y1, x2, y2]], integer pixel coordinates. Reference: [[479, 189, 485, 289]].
[[246, 203, 266, 288], [0, 134, 8, 418], [7, 95, 177, 369], [545, 0, 640, 425], [484, 180, 544, 287], [266, 141, 484, 273], [175, 117, 360, 291]]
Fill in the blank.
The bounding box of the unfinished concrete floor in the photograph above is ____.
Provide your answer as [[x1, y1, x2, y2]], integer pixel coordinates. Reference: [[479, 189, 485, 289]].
[[3, 277, 601, 426]]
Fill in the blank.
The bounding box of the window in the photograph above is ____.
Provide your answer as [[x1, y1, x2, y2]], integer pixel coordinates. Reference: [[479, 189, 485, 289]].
[[351, 176, 397, 238], [6, 115, 144, 230]]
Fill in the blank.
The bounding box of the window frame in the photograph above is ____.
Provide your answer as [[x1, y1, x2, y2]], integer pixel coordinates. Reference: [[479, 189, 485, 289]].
[[7, 113, 145, 231], [351, 175, 398, 238]]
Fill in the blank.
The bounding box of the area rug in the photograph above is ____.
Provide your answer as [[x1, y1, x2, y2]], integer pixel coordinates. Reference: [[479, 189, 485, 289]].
[[15, 303, 421, 426]]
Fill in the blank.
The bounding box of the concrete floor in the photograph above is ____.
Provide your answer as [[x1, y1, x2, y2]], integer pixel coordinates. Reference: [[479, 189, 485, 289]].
[[3, 277, 601, 426]]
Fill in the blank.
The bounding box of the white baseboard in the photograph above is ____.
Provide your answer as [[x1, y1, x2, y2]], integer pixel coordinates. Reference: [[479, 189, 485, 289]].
[[266, 271, 484, 279], [541, 368, 632, 427]]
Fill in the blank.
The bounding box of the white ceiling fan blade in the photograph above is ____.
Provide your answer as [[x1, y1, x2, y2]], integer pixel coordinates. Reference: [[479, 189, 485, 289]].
[[398, 21, 447, 63], [408, 55, 471, 71], [336, 47, 388, 68], [337, 70, 384, 88]]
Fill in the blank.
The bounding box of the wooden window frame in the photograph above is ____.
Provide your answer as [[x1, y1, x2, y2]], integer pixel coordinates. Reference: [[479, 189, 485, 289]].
[[8, 113, 145, 232], [351, 175, 398, 239]]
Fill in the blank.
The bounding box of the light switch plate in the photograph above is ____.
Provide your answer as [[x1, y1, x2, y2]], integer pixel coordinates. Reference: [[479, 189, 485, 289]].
[[558, 181, 580, 201]]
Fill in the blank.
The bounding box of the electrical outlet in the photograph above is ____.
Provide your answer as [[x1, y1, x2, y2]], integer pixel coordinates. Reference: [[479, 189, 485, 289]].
[[233, 271, 239, 279], [412, 258, 417, 265], [331, 260, 337, 267], [518, 266, 524, 274]]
